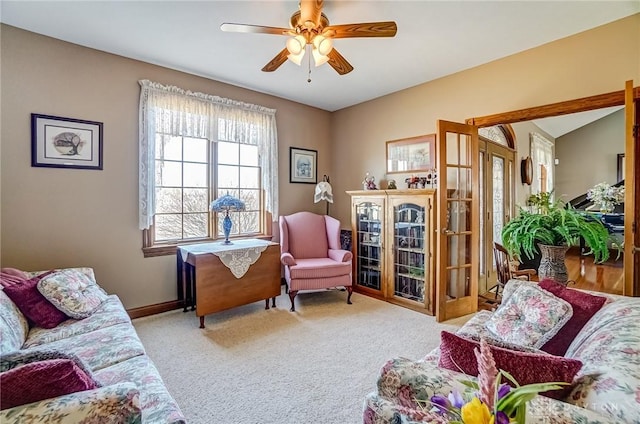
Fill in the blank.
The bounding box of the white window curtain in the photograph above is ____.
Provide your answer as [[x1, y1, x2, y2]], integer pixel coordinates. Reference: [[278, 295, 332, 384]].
[[138, 80, 278, 230], [530, 132, 554, 196]]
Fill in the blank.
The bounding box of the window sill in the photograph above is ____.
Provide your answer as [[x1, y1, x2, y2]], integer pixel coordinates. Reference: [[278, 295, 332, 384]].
[[142, 235, 275, 258]]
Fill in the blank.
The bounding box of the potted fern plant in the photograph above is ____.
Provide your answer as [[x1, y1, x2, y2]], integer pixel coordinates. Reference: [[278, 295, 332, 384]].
[[501, 193, 612, 284]]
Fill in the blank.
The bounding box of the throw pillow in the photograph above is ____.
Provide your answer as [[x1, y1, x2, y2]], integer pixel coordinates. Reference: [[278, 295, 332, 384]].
[[2, 271, 68, 329], [438, 331, 583, 399], [37, 269, 108, 319], [538, 279, 607, 356], [0, 349, 100, 385], [486, 283, 573, 349], [0, 358, 99, 410]]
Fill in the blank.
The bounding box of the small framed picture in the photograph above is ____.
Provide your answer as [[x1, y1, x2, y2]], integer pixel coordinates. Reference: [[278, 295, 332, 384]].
[[31, 114, 103, 170], [290, 147, 317, 184]]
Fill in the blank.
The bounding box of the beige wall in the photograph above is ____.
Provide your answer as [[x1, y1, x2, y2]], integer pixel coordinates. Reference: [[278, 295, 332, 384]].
[[331, 14, 640, 226], [510, 122, 555, 208], [0, 25, 332, 309], [2, 14, 639, 310], [555, 110, 625, 201]]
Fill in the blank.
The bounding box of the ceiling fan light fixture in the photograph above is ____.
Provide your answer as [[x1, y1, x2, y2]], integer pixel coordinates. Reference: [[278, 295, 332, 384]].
[[287, 50, 305, 66], [312, 35, 333, 56], [312, 48, 329, 67], [286, 35, 306, 55]]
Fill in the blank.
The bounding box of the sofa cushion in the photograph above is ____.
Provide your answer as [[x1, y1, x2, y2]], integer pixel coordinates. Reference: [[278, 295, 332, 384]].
[[23, 295, 130, 349], [38, 269, 108, 319], [94, 355, 185, 424], [564, 298, 640, 423], [0, 290, 29, 354], [486, 283, 573, 349], [27, 322, 146, 372], [0, 358, 99, 410], [538, 279, 607, 356], [2, 271, 68, 329], [438, 331, 582, 399]]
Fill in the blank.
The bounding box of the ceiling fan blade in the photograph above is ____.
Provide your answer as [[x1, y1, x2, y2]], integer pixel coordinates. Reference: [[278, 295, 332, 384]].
[[221, 23, 292, 36], [327, 48, 354, 75], [299, 0, 323, 28], [323, 22, 397, 39], [262, 48, 290, 72]]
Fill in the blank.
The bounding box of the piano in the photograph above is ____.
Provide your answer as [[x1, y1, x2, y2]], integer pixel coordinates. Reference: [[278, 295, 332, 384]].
[[568, 180, 624, 253]]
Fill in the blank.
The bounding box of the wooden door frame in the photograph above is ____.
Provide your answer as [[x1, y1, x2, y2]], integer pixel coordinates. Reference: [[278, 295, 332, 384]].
[[480, 141, 516, 294], [467, 86, 640, 296]]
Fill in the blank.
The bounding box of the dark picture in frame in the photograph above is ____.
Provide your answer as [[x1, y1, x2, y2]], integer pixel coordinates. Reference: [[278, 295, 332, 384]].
[[617, 153, 625, 182], [289, 147, 317, 184], [31, 113, 103, 170]]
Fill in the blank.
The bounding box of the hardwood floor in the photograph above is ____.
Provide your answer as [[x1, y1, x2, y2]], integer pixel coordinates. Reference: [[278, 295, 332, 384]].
[[549, 248, 624, 295], [478, 248, 624, 310]]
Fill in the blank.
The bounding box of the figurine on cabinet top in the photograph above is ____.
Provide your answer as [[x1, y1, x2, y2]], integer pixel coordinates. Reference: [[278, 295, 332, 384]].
[[362, 173, 377, 190], [387, 179, 397, 189]]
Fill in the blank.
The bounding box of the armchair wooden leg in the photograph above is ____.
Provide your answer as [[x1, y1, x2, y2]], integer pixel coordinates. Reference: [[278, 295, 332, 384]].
[[288, 290, 298, 312], [346, 286, 353, 305]]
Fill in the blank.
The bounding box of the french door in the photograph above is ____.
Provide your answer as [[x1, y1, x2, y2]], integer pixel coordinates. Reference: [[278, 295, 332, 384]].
[[435, 120, 480, 321], [623, 80, 639, 294], [479, 141, 515, 295]]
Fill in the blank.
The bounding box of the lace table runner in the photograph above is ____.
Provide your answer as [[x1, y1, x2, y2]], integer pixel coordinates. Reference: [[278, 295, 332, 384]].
[[179, 239, 277, 279]]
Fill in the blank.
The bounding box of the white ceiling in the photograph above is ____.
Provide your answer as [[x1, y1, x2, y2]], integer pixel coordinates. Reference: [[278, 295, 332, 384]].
[[1, 1, 638, 112]]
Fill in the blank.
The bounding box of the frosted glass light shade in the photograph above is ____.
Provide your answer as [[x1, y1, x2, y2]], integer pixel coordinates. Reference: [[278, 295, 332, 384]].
[[288, 50, 305, 65], [312, 36, 333, 55], [312, 49, 329, 67], [286, 36, 306, 55]]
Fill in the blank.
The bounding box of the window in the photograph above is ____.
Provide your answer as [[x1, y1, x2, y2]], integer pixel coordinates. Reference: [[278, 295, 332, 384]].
[[530, 132, 554, 195], [139, 80, 278, 255]]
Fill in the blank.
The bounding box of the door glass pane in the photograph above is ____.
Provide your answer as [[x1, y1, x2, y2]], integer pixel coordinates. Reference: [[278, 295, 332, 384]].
[[460, 135, 469, 166], [447, 266, 471, 299], [393, 203, 425, 302], [447, 234, 472, 267], [459, 168, 471, 198], [479, 152, 485, 276], [356, 202, 382, 291], [447, 168, 459, 198], [446, 133, 459, 165], [493, 156, 505, 243]]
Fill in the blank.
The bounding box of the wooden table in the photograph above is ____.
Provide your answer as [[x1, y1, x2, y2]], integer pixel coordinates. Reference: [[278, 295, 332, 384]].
[[177, 240, 281, 328]]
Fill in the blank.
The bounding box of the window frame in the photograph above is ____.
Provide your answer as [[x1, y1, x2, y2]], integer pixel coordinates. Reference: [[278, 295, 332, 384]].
[[142, 135, 272, 258]]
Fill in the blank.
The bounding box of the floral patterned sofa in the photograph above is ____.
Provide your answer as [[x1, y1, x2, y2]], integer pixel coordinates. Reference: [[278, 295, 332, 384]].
[[0, 267, 185, 423], [364, 280, 640, 424]]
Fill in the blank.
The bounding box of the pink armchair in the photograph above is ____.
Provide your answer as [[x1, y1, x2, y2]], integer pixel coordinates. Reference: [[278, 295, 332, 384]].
[[279, 212, 353, 312]]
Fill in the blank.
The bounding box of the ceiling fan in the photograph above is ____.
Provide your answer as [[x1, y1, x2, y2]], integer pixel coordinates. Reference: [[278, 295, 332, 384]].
[[220, 0, 397, 75]]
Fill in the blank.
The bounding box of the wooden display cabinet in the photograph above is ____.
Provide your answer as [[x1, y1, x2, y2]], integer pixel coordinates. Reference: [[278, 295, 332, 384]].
[[347, 189, 436, 315], [348, 193, 386, 300]]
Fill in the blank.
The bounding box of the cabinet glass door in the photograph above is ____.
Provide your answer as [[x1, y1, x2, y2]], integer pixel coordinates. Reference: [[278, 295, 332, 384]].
[[355, 201, 383, 292], [392, 202, 428, 307]]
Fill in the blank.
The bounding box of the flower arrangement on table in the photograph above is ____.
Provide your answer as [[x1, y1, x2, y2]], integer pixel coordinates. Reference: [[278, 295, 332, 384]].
[[586, 182, 625, 213], [418, 339, 566, 423]]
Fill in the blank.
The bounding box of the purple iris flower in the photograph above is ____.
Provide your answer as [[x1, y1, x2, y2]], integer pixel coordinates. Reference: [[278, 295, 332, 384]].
[[495, 411, 510, 424], [448, 389, 464, 408], [497, 384, 511, 400], [430, 395, 450, 414]]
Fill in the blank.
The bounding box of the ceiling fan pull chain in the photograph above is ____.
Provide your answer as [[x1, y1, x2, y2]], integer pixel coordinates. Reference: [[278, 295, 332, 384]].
[[307, 45, 312, 83]]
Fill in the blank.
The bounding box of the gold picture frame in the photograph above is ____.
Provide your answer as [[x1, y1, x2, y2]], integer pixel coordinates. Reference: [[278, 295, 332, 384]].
[[386, 134, 435, 174]]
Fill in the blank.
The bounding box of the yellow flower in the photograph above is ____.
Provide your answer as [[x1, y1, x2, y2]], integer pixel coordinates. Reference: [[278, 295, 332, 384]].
[[460, 397, 493, 424]]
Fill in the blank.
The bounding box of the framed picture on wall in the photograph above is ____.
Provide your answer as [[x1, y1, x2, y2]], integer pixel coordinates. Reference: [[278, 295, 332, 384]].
[[617, 153, 625, 182], [31, 113, 103, 170], [386, 134, 436, 174], [289, 147, 317, 184]]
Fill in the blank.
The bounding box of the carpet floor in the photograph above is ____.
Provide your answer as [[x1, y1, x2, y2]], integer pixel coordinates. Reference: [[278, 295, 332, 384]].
[[133, 288, 462, 424]]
